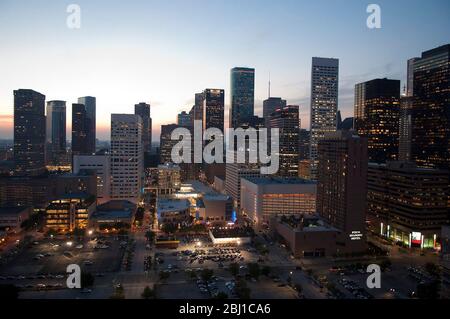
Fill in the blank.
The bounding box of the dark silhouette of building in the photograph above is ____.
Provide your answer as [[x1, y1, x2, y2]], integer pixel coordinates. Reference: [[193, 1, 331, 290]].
[[263, 97, 287, 127], [203, 89, 225, 133], [46, 100, 66, 165], [78, 96, 96, 154], [160, 124, 179, 164], [354, 78, 400, 163], [269, 105, 300, 177], [317, 131, 367, 253], [135, 102, 152, 153], [230, 67, 255, 128], [411, 44, 450, 170], [13, 89, 46, 176], [71, 103, 89, 156]]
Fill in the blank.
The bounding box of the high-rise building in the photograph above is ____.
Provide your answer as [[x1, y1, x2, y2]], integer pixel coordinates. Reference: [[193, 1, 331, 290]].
[[157, 163, 181, 196], [110, 114, 143, 204], [46, 100, 66, 164], [230, 67, 255, 128], [407, 57, 419, 97], [298, 129, 310, 160], [354, 78, 400, 163], [269, 105, 300, 177], [203, 89, 225, 133], [309, 57, 339, 180], [317, 131, 367, 253], [367, 161, 449, 249], [177, 111, 191, 128], [263, 97, 287, 127], [71, 103, 89, 156], [160, 124, 179, 164], [73, 154, 111, 204], [399, 96, 414, 161], [411, 44, 450, 170], [77, 96, 96, 154], [135, 102, 152, 152], [13, 89, 46, 176], [190, 92, 205, 128]]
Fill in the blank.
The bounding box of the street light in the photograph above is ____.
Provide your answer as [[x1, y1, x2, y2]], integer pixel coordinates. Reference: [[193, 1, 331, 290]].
[[88, 230, 93, 236]]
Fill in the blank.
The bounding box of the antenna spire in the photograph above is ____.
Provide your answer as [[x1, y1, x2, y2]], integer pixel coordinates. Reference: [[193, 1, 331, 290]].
[[268, 72, 271, 98]]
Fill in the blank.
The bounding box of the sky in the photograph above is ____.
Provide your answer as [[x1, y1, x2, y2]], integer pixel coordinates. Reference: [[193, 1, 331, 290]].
[[0, 0, 449, 141]]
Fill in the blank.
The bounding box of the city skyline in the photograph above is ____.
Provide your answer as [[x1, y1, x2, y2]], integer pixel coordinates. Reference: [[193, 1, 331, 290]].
[[1, 0, 449, 141]]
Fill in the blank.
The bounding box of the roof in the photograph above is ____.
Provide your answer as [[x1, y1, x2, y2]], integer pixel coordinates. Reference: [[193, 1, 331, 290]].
[[243, 177, 316, 185], [0, 206, 30, 216], [157, 199, 190, 213]]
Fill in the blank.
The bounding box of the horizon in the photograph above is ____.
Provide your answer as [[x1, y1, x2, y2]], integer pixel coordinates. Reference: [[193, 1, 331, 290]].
[[1, 0, 449, 141]]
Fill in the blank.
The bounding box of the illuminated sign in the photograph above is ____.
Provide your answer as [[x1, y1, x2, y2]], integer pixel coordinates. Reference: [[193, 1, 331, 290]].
[[349, 231, 363, 241], [411, 232, 422, 245]]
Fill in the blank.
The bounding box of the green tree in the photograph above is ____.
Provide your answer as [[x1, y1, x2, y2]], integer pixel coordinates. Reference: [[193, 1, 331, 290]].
[[141, 286, 155, 299], [145, 230, 156, 242], [161, 223, 177, 235]]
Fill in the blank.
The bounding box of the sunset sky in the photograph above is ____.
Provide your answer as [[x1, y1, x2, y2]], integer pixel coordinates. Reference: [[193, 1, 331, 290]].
[[0, 0, 449, 141]]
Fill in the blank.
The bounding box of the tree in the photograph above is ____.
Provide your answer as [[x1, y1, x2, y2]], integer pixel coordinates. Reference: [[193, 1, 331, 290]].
[[201, 269, 214, 282], [294, 283, 303, 294], [229, 263, 239, 277], [81, 272, 95, 288], [425, 262, 440, 278], [141, 286, 155, 299], [235, 279, 251, 299], [247, 263, 260, 279]]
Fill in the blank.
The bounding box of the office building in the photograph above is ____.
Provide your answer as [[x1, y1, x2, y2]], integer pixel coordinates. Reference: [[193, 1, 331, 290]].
[[71, 103, 90, 156], [354, 78, 400, 163], [73, 154, 111, 204], [230, 67, 255, 128], [269, 105, 300, 177], [46, 193, 96, 231], [77, 96, 96, 154], [13, 89, 46, 176], [240, 177, 316, 226], [110, 114, 144, 204], [367, 161, 449, 249], [177, 111, 191, 128], [203, 89, 225, 133], [135, 102, 152, 152], [263, 97, 287, 127], [46, 100, 66, 164], [157, 163, 181, 195], [411, 44, 450, 170], [316, 131, 367, 253], [399, 96, 414, 161], [160, 123, 179, 164], [309, 57, 339, 180]]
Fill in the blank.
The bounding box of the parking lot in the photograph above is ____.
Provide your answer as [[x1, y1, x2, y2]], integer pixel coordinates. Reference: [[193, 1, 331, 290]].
[[0, 235, 127, 293]]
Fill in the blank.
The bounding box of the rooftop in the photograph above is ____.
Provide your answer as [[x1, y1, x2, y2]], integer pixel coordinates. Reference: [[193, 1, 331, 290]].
[[157, 199, 190, 213], [244, 177, 316, 185], [278, 214, 338, 233], [0, 206, 30, 216]]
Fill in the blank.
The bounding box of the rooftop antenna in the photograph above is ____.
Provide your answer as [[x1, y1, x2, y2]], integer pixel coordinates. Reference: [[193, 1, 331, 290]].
[[268, 72, 271, 98]]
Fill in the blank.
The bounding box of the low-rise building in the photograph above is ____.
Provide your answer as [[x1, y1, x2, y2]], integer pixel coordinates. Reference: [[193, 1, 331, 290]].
[[240, 177, 316, 226], [46, 193, 96, 231], [0, 206, 31, 233], [157, 198, 190, 225], [91, 200, 136, 229], [270, 215, 339, 257]]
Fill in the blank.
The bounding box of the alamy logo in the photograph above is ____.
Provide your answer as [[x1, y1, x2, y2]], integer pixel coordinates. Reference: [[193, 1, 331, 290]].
[[366, 264, 381, 289], [66, 4, 81, 29], [170, 120, 280, 174], [366, 4, 381, 29], [66, 264, 81, 288]]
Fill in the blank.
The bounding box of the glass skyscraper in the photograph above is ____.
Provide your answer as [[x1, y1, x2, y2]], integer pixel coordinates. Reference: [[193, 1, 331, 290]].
[[230, 67, 255, 128], [78, 96, 96, 154]]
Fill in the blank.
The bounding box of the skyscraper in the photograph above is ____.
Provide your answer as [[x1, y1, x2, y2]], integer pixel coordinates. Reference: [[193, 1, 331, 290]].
[[71, 103, 89, 156], [407, 57, 419, 97], [354, 78, 400, 163], [177, 111, 191, 128], [135, 102, 152, 152], [263, 97, 287, 126], [46, 100, 66, 163], [309, 57, 339, 180], [110, 114, 143, 204], [269, 105, 300, 177], [13, 89, 46, 176], [230, 67, 255, 128], [316, 131, 367, 253], [203, 89, 225, 133], [78, 96, 96, 154], [411, 44, 450, 170], [160, 124, 179, 164]]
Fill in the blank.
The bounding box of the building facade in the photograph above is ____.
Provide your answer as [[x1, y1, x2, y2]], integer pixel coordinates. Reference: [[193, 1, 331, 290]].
[[135, 102, 152, 153], [77, 96, 96, 154], [73, 155, 111, 204], [230, 67, 255, 128]]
